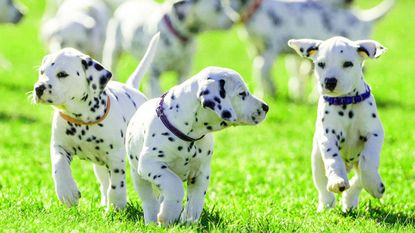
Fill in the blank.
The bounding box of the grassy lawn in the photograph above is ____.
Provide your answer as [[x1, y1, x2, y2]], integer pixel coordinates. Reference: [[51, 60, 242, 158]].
[[1, 0, 415, 231]]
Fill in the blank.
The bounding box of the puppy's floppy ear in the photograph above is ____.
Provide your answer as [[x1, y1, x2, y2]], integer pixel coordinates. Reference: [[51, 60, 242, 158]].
[[198, 78, 237, 122], [355, 40, 387, 59], [288, 39, 322, 59], [80, 55, 112, 94], [172, 0, 192, 21]]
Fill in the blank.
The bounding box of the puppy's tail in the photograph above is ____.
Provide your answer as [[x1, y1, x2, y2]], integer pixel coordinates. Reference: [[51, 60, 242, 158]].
[[126, 32, 160, 89], [356, 0, 396, 23]]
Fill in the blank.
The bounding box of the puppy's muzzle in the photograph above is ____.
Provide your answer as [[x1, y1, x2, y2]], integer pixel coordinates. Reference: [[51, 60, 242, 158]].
[[35, 84, 46, 98], [324, 77, 337, 91]]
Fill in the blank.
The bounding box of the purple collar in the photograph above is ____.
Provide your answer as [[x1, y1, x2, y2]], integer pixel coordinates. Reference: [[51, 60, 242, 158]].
[[323, 85, 371, 106], [156, 93, 204, 142], [163, 14, 189, 43]]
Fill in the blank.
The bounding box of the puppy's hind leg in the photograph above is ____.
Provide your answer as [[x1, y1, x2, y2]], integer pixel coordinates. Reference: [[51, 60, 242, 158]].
[[312, 141, 335, 212], [253, 51, 277, 98], [93, 164, 110, 206], [106, 150, 127, 210]]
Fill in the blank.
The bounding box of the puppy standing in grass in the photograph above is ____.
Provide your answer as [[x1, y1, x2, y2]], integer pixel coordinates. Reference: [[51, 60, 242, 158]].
[[126, 67, 269, 225], [32, 34, 159, 209], [289, 36, 386, 212]]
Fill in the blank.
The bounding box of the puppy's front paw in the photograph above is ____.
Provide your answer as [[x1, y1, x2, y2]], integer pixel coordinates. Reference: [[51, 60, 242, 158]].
[[327, 176, 350, 193], [157, 201, 182, 227], [363, 177, 385, 199], [180, 204, 203, 225], [55, 177, 81, 207]]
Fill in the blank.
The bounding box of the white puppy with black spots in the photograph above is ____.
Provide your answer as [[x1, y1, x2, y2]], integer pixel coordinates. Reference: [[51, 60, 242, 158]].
[[32, 34, 159, 209], [228, 0, 394, 99], [0, 0, 24, 24], [126, 67, 269, 225], [103, 0, 234, 96], [41, 0, 111, 61], [288, 36, 386, 212]]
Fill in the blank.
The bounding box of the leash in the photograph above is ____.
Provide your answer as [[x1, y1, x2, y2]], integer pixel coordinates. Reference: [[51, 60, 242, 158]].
[[59, 96, 111, 125], [156, 93, 204, 142]]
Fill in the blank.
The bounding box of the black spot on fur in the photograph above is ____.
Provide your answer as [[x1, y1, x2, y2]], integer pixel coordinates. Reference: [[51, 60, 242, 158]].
[[221, 110, 232, 119], [219, 79, 226, 98]]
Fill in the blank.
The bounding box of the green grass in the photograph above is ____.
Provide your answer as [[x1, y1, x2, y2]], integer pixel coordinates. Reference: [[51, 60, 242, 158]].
[[1, 0, 415, 231]]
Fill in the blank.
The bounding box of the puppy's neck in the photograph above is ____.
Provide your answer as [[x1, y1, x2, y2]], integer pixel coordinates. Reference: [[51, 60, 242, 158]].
[[347, 77, 368, 97], [165, 10, 199, 40], [56, 91, 109, 123], [162, 84, 226, 140]]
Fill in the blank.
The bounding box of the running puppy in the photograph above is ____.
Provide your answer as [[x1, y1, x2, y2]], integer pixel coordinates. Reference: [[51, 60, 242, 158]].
[[126, 67, 268, 225], [289, 36, 386, 212]]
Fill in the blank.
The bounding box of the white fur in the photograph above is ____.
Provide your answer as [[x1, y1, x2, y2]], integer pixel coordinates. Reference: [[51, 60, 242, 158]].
[[289, 36, 386, 212], [126, 67, 268, 225], [103, 0, 234, 97], [0, 0, 24, 24], [32, 34, 159, 209], [41, 0, 111, 61], [228, 0, 394, 99]]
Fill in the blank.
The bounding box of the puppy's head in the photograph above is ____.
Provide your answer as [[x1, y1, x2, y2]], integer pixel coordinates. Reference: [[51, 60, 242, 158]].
[[42, 16, 95, 53], [288, 36, 386, 97], [171, 0, 234, 33], [0, 0, 24, 24], [33, 48, 112, 107], [197, 67, 268, 126]]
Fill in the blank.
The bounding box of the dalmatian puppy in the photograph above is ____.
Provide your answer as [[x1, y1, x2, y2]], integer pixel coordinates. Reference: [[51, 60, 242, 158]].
[[32, 33, 159, 209], [227, 0, 394, 99], [41, 0, 111, 61], [288, 36, 386, 212], [103, 0, 234, 97], [126, 67, 269, 225], [0, 0, 24, 24]]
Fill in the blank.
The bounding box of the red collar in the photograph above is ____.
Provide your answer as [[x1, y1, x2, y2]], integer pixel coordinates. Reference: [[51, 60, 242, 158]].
[[59, 96, 111, 125], [240, 0, 263, 23], [163, 14, 189, 43]]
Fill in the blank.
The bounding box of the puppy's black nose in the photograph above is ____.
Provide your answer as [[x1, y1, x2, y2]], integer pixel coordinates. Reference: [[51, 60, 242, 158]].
[[261, 103, 269, 113], [35, 84, 46, 98], [324, 78, 337, 91]]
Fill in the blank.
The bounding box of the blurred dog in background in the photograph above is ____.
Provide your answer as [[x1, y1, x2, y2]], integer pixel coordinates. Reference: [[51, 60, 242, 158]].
[[41, 0, 111, 61], [103, 0, 234, 97], [0, 0, 24, 24], [227, 0, 394, 100]]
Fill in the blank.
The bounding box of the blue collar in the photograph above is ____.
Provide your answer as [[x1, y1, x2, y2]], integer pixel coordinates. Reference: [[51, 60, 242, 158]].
[[323, 85, 371, 106]]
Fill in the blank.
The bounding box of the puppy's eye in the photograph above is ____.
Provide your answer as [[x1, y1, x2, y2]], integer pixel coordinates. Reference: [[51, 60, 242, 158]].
[[56, 71, 69, 78], [317, 62, 326, 69], [343, 61, 354, 68], [238, 91, 247, 97], [40, 70, 45, 75]]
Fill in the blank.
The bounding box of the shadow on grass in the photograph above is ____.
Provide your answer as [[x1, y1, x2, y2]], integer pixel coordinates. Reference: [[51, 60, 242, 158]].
[[106, 202, 227, 230], [106, 202, 145, 223], [196, 205, 228, 231], [343, 203, 415, 227], [0, 111, 37, 123]]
